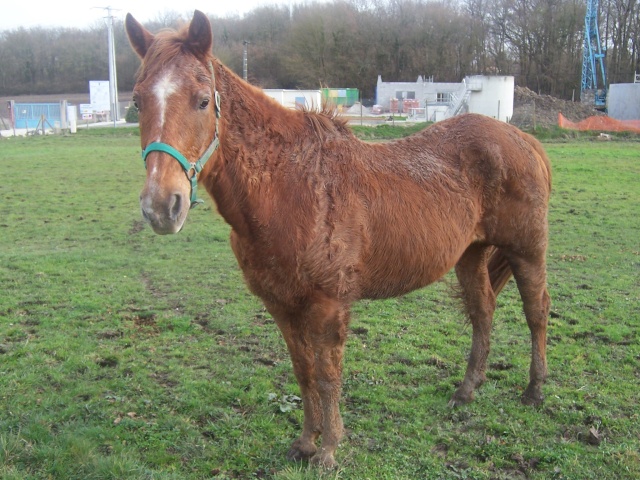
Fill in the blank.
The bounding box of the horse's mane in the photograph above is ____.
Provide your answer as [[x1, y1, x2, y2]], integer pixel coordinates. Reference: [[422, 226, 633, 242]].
[[301, 102, 351, 139]]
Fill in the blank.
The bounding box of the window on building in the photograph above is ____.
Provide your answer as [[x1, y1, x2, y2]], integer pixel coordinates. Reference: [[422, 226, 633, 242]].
[[395, 91, 416, 100]]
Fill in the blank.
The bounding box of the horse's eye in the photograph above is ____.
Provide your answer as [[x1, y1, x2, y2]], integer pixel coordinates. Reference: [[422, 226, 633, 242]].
[[133, 98, 140, 111], [199, 98, 210, 110]]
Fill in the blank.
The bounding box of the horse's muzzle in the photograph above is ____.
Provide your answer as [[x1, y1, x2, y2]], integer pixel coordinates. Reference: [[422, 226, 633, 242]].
[[140, 191, 187, 234]]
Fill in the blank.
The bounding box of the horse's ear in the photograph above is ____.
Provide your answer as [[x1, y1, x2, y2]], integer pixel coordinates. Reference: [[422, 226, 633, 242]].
[[186, 10, 213, 58], [125, 13, 154, 59]]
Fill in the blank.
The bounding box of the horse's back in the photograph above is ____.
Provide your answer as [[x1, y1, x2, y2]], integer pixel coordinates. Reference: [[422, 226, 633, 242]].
[[409, 114, 552, 213], [348, 114, 551, 299], [423, 114, 552, 262]]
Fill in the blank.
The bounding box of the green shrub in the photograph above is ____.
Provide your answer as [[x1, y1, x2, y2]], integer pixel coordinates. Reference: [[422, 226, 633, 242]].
[[125, 105, 139, 123]]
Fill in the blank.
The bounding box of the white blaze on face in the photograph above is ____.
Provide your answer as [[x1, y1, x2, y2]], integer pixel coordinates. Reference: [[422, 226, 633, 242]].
[[149, 68, 181, 177], [153, 68, 180, 133]]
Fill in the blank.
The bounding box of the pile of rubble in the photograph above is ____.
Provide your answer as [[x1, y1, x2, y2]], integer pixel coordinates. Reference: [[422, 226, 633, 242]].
[[345, 102, 371, 115], [510, 86, 603, 130]]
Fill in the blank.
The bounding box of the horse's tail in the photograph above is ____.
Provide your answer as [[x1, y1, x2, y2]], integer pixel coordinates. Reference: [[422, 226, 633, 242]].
[[487, 247, 512, 296]]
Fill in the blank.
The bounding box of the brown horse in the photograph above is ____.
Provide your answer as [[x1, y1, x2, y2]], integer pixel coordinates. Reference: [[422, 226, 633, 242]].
[[126, 10, 551, 468]]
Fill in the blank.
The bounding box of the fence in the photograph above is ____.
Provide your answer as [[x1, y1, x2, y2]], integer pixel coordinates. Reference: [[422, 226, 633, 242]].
[[558, 113, 640, 133], [13, 103, 61, 129], [1, 100, 134, 135]]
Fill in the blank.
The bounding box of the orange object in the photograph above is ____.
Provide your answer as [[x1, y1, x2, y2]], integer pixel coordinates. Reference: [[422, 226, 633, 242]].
[[558, 112, 640, 133]]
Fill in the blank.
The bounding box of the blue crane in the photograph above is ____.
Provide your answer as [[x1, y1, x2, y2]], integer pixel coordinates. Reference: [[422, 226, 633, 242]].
[[581, 0, 607, 108]]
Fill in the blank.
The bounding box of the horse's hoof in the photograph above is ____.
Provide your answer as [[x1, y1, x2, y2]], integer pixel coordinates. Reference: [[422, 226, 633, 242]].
[[286, 440, 316, 462], [521, 384, 544, 406], [449, 389, 474, 407], [310, 452, 338, 469], [521, 392, 544, 406]]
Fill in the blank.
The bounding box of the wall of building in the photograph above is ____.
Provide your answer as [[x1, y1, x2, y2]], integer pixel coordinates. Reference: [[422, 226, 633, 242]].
[[467, 75, 514, 122], [427, 105, 449, 122], [608, 83, 640, 120], [376, 75, 515, 122], [376, 75, 461, 113], [263, 90, 322, 110]]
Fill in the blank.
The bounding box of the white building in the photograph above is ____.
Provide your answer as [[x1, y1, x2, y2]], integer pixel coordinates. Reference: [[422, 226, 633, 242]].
[[607, 83, 640, 121], [263, 89, 322, 111], [376, 75, 514, 123]]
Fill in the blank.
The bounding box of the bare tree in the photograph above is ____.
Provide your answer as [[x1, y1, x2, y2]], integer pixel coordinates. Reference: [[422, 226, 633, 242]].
[[1, 0, 638, 100]]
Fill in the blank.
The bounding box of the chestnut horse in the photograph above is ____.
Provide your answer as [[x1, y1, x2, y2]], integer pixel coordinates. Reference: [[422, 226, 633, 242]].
[[126, 10, 551, 468]]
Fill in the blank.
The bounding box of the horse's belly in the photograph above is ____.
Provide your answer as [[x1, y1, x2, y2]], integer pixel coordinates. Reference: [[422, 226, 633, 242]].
[[359, 248, 457, 300]]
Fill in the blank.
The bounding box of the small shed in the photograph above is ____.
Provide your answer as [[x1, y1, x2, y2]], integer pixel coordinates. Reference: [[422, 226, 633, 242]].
[[321, 88, 359, 107]]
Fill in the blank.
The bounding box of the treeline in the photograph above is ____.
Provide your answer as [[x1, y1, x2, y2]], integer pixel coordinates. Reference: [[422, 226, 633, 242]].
[[1, 0, 638, 101]]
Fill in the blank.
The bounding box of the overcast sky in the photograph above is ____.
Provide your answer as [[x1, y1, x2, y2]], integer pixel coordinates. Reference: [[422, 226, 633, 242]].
[[0, 1, 297, 31]]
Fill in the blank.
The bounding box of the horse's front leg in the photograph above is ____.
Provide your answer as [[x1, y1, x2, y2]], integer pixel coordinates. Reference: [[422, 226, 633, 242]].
[[271, 297, 349, 469], [272, 314, 322, 461], [306, 298, 349, 468]]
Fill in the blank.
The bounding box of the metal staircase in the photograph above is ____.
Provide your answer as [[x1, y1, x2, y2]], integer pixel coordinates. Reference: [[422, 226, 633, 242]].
[[443, 78, 475, 120], [446, 89, 471, 118]]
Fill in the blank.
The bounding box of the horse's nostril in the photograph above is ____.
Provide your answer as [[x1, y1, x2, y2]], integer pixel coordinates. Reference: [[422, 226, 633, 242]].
[[140, 197, 153, 223], [141, 207, 151, 223], [169, 193, 183, 221]]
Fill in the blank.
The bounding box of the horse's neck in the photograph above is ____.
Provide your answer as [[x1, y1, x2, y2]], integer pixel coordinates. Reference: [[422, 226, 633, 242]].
[[204, 62, 305, 235], [217, 63, 303, 150]]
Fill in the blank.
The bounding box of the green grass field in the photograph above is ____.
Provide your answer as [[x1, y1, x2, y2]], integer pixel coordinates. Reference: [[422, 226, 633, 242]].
[[0, 129, 639, 479]]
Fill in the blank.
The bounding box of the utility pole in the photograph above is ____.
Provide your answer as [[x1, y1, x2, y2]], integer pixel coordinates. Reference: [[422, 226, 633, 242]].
[[106, 6, 119, 125], [243, 40, 250, 82], [95, 6, 120, 126]]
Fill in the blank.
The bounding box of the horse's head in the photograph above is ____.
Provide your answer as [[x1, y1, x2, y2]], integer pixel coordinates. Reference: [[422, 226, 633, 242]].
[[126, 10, 219, 234]]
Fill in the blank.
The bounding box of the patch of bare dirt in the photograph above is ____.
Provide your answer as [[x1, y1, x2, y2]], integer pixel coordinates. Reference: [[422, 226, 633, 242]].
[[128, 220, 146, 235]]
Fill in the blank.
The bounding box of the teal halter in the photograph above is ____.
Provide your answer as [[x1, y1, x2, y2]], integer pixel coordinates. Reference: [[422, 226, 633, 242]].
[[141, 62, 221, 209]]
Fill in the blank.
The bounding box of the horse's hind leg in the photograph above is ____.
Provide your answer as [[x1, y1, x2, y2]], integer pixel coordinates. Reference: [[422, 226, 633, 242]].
[[450, 244, 496, 406], [507, 252, 550, 405]]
